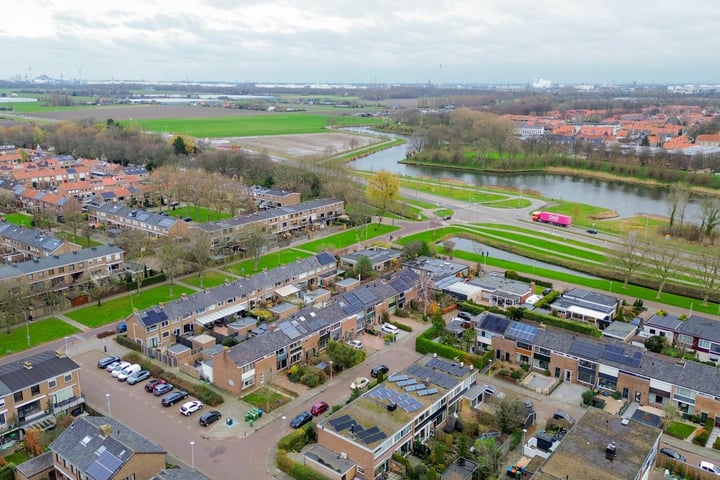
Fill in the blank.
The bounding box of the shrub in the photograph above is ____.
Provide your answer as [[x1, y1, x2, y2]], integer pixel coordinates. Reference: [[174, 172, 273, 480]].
[[115, 334, 142, 351], [300, 370, 324, 388], [392, 320, 412, 332], [693, 429, 710, 447], [582, 390, 596, 406], [510, 370, 524, 380], [192, 384, 224, 407]]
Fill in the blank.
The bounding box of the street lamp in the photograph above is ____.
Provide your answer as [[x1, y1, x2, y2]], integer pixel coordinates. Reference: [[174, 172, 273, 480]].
[[282, 416, 287, 436], [105, 393, 112, 418], [189, 441, 195, 469], [329, 361, 333, 384], [522, 428, 527, 449], [26, 318, 30, 348], [64, 336, 68, 353]]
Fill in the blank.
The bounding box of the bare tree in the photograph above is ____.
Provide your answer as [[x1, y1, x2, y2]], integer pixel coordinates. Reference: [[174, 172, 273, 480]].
[[668, 182, 691, 231], [242, 226, 268, 271], [613, 232, 647, 288], [416, 271, 433, 321], [63, 197, 85, 240], [157, 236, 185, 296], [187, 229, 213, 288], [697, 194, 720, 238], [649, 242, 679, 298], [697, 247, 720, 305], [0, 278, 32, 333]]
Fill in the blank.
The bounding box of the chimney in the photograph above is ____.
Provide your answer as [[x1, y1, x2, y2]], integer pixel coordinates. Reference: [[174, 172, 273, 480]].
[[98, 423, 112, 437]]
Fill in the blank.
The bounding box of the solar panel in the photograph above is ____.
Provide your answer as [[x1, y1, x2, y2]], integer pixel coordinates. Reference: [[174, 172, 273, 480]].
[[327, 414, 351, 429], [278, 322, 301, 338], [507, 321, 539, 342], [388, 374, 409, 382], [427, 357, 441, 368], [363, 432, 388, 445], [569, 339, 602, 359], [85, 450, 123, 480], [398, 379, 417, 387], [425, 388, 439, 395], [405, 403, 421, 413], [405, 384, 424, 392]]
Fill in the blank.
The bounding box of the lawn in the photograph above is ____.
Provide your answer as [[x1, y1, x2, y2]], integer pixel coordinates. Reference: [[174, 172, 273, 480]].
[[296, 224, 399, 253], [666, 421, 697, 439], [181, 270, 239, 289], [64, 284, 195, 327], [242, 388, 292, 413], [55, 231, 103, 247], [2, 212, 33, 227], [225, 249, 313, 276], [167, 205, 232, 222], [127, 114, 383, 138], [0, 318, 81, 358]]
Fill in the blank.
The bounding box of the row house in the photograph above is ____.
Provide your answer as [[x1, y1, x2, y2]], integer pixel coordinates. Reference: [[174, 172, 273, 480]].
[[18, 187, 72, 218], [0, 350, 83, 447], [642, 313, 720, 364], [56, 176, 144, 203], [250, 185, 301, 208], [0, 224, 78, 261], [49, 417, 166, 480], [480, 312, 720, 425], [445, 271, 534, 307], [314, 355, 476, 480], [87, 203, 186, 238], [127, 252, 339, 349], [191, 198, 344, 256], [11, 165, 90, 188], [0, 245, 125, 299], [340, 247, 402, 273], [402, 256, 469, 290]]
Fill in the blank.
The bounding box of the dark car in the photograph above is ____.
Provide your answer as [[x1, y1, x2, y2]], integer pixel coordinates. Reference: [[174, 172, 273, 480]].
[[153, 383, 174, 396], [310, 402, 329, 416], [290, 411, 313, 429], [199, 410, 222, 427], [370, 365, 389, 378], [660, 447, 686, 463], [145, 378, 167, 392], [97, 355, 120, 369], [457, 311, 473, 321], [587, 228, 598, 234], [126, 370, 151, 385], [161, 390, 188, 406]]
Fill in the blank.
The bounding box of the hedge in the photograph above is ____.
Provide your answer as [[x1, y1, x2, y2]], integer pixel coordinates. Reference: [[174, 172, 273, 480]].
[[416, 322, 491, 370], [505, 270, 552, 288], [522, 310, 602, 337], [391, 320, 413, 332], [277, 424, 329, 480]]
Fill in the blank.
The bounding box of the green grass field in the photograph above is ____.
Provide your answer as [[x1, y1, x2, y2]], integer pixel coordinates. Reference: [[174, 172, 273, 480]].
[[224, 249, 313, 276], [65, 284, 196, 327], [2, 212, 33, 227], [1, 318, 81, 358], [181, 270, 240, 289], [296, 224, 399, 253], [665, 421, 696, 439], [126, 113, 383, 137], [168, 205, 232, 222]]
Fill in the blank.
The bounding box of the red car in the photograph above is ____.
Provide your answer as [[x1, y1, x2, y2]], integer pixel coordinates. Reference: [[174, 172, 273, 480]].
[[310, 401, 329, 416]]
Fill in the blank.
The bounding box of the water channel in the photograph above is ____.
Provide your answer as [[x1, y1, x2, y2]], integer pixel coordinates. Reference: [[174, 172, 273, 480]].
[[346, 128, 700, 219]]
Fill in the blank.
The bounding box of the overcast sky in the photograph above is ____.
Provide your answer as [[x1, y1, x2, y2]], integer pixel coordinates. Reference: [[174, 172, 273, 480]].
[[3, 0, 719, 85]]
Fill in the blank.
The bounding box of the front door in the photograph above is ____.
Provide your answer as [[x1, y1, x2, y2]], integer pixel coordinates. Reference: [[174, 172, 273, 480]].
[[634, 391, 641, 403], [565, 370, 572, 382]]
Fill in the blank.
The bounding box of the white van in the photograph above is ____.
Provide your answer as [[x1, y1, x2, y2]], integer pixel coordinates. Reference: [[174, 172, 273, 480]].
[[699, 461, 720, 476], [117, 364, 141, 382]]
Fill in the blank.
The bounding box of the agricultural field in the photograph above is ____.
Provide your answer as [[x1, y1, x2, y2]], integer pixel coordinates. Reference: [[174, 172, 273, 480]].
[[230, 131, 381, 159]]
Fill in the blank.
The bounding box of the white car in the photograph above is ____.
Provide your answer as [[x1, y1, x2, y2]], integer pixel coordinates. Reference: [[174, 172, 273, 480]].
[[351, 377, 370, 390], [380, 323, 399, 335], [110, 361, 131, 377], [180, 400, 203, 416], [347, 339, 364, 349], [116, 364, 141, 382]]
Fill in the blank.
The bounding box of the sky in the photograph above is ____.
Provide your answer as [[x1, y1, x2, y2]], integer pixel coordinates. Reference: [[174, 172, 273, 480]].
[[2, 0, 720, 86]]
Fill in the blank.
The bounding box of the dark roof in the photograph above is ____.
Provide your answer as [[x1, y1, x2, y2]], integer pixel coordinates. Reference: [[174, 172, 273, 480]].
[[644, 313, 683, 331], [677, 315, 720, 343], [151, 468, 211, 480], [476, 312, 510, 335], [0, 350, 79, 397], [0, 223, 64, 253], [49, 416, 165, 478], [14, 451, 53, 477], [0, 245, 123, 280]]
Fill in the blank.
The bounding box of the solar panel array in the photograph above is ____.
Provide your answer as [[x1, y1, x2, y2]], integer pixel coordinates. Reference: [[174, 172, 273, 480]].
[[506, 321, 539, 342], [601, 344, 642, 367], [402, 357, 467, 390], [568, 339, 603, 360], [86, 450, 122, 480], [367, 386, 424, 413], [326, 414, 389, 445], [278, 321, 301, 339]]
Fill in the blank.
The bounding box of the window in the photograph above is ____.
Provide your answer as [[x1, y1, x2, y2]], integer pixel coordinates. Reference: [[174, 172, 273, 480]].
[[48, 379, 57, 389], [649, 329, 656, 335], [699, 339, 711, 350], [0, 412, 5, 426], [0, 398, 5, 408], [30, 384, 40, 396], [64, 374, 72, 382], [678, 334, 693, 345], [14, 391, 23, 402]]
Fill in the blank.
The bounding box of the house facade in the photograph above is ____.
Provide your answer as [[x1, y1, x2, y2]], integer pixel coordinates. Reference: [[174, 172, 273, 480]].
[[549, 287, 620, 328], [0, 224, 78, 261], [315, 355, 477, 479], [0, 350, 83, 447], [87, 203, 185, 238]]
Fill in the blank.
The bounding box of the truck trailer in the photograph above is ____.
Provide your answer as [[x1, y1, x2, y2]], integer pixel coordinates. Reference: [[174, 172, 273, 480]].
[[531, 211, 572, 227]]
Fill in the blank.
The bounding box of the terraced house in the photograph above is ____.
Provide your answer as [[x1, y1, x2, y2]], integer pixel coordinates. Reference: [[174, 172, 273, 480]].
[[0, 350, 83, 448], [190, 198, 344, 256], [126, 252, 338, 349], [212, 268, 418, 396]]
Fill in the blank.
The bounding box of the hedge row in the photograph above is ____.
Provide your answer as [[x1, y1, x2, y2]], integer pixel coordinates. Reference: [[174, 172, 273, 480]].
[[391, 320, 413, 332], [120, 350, 224, 407], [416, 321, 491, 370], [277, 424, 329, 480], [505, 270, 552, 288], [522, 310, 602, 337]]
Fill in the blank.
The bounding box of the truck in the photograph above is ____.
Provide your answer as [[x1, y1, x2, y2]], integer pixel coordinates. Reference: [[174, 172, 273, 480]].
[[531, 211, 572, 227]]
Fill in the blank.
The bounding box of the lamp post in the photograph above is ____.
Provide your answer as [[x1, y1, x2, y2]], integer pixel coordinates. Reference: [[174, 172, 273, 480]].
[[105, 393, 112, 418], [65, 336, 68, 353], [329, 361, 333, 384], [282, 416, 287, 436], [522, 428, 527, 449], [189, 441, 195, 469], [26, 319, 30, 347]]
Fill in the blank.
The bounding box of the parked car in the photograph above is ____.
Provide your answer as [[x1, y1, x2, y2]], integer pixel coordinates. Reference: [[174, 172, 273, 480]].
[[370, 365, 389, 378], [482, 384, 496, 395], [97, 356, 120, 369], [457, 311, 473, 321], [126, 370, 151, 385], [161, 390, 188, 406], [522, 399, 534, 409], [117, 322, 127, 333], [116, 364, 141, 382], [351, 377, 370, 390], [310, 402, 329, 416], [145, 378, 167, 392], [552, 411, 576, 425], [153, 383, 174, 396], [180, 400, 203, 416], [105, 360, 124, 372], [699, 461, 720, 475], [290, 411, 313, 428], [659, 447, 686, 463], [587, 228, 598, 234], [347, 339, 363, 349], [380, 323, 399, 335], [199, 410, 222, 427], [110, 361, 131, 377]]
